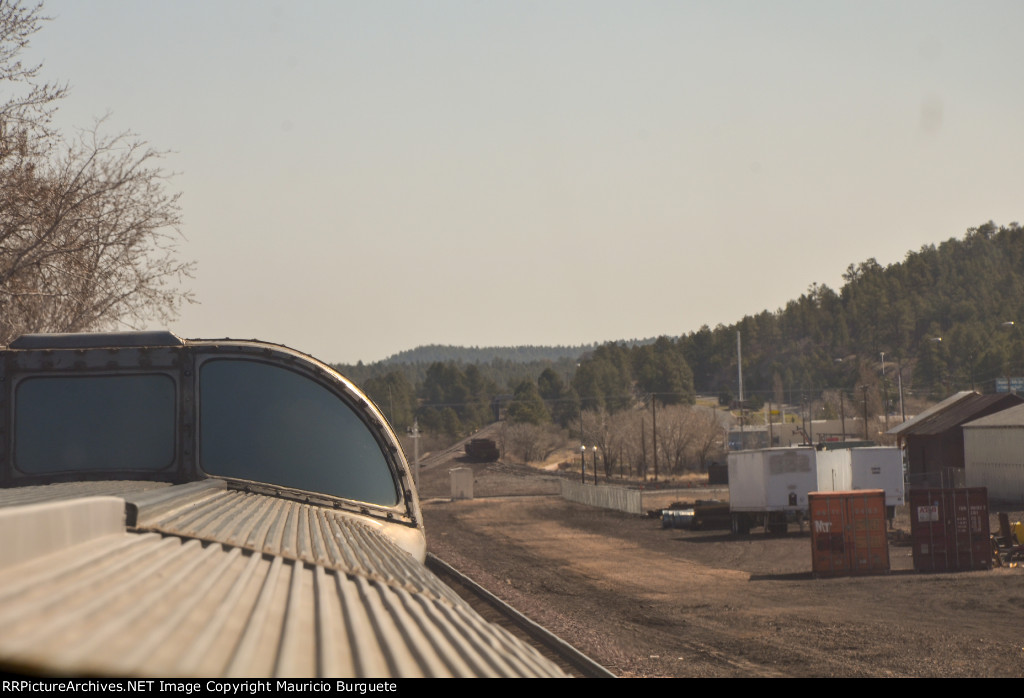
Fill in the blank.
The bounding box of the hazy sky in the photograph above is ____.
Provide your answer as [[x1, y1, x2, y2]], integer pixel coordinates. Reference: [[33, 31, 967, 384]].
[[25, 1, 1024, 364]]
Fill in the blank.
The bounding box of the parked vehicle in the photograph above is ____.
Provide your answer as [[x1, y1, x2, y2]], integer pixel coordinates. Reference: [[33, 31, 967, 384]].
[[0, 332, 566, 678], [727, 447, 852, 534], [660, 500, 728, 530]]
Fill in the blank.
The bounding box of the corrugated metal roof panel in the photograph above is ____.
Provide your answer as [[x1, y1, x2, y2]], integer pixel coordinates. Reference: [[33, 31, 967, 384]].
[[891, 393, 1024, 436], [0, 480, 172, 508], [963, 402, 1024, 428], [887, 391, 975, 435], [126, 485, 450, 602], [0, 507, 567, 678], [0, 496, 126, 567]]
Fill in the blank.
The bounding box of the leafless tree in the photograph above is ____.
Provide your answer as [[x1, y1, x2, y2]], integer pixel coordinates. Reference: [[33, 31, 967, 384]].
[[573, 408, 617, 477], [690, 406, 727, 470], [614, 409, 647, 479], [574, 403, 728, 478], [648, 404, 729, 473], [655, 404, 697, 474], [0, 1, 193, 344], [0, 2, 64, 149], [503, 422, 565, 464], [602, 409, 642, 478]]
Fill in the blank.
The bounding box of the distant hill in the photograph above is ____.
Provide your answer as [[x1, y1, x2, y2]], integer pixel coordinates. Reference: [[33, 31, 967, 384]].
[[339, 221, 1024, 431], [335, 339, 658, 403], [381, 341, 626, 365]]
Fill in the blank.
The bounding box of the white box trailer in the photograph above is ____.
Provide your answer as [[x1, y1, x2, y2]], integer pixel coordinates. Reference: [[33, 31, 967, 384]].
[[849, 446, 905, 512], [728, 447, 852, 534], [816, 448, 853, 492]]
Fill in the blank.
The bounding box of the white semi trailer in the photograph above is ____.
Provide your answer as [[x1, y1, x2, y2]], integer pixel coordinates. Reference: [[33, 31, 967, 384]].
[[849, 446, 905, 522], [728, 447, 852, 534]]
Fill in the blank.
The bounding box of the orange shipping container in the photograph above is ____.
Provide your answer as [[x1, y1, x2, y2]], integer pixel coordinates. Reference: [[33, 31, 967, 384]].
[[809, 490, 890, 576]]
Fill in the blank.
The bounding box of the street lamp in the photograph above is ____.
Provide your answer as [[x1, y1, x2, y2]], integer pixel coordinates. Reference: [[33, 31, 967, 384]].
[[592, 445, 599, 485], [1001, 321, 1023, 393], [580, 445, 586, 484]]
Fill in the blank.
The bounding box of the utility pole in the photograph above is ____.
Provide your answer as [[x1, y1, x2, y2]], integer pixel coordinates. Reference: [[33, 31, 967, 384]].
[[840, 391, 847, 441], [881, 352, 890, 432], [411, 419, 420, 486], [579, 400, 586, 484], [860, 385, 869, 440], [652, 398, 659, 481], [641, 415, 647, 481], [737, 331, 744, 438], [898, 359, 906, 421]]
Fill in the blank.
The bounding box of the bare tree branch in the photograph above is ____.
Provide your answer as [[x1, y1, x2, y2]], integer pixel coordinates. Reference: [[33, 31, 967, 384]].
[[0, 2, 194, 344]]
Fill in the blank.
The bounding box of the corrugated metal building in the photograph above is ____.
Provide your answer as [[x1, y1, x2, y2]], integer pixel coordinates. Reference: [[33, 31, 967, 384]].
[[888, 391, 1024, 488], [963, 403, 1024, 504]]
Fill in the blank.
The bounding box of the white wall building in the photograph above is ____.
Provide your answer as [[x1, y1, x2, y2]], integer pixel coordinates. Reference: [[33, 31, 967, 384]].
[[963, 404, 1024, 504]]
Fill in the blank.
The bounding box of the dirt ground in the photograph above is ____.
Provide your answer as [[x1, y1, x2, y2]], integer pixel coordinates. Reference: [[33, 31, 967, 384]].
[[417, 449, 1024, 678]]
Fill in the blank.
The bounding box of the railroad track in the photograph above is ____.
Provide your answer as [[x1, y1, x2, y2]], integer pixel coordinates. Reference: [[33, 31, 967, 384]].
[[426, 553, 615, 678]]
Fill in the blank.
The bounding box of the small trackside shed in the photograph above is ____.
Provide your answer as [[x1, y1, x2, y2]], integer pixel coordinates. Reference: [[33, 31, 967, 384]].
[[888, 391, 1024, 488], [963, 403, 1024, 504]]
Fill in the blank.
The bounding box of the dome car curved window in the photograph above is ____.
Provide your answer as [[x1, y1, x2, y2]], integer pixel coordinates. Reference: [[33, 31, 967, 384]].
[[199, 359, 399, 506]]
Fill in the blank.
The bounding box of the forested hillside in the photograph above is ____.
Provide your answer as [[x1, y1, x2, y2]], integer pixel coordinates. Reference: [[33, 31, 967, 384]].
[[684, 220, 1024, 407], [338, 221, 1024, 439]]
